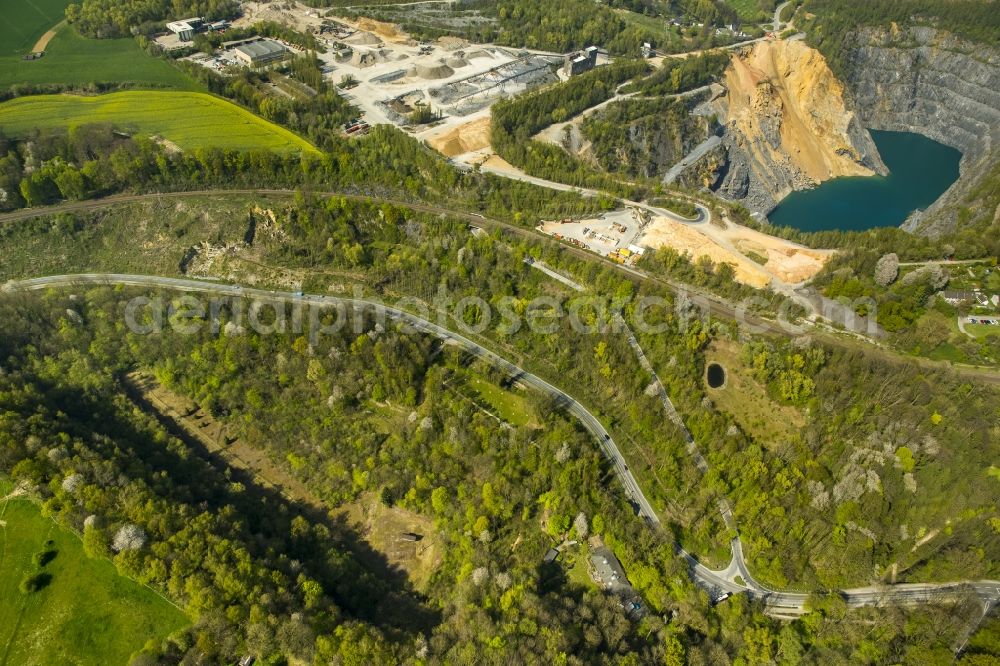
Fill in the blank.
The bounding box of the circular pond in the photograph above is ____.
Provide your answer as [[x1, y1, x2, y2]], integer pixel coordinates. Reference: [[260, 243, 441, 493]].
[[706, 363, 726, 389]]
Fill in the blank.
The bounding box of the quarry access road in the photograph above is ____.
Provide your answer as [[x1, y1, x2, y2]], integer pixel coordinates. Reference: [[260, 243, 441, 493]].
[[662, 135, 722, 184], [774, 2, 791, 32], [7, 271, 1000, 618]]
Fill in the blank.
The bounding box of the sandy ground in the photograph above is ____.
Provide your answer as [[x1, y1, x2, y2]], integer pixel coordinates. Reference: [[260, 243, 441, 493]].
[[425, 115, 492, 156], [481, 153, 520, 173], [31, 21, 63, 53], [724, 223, 832, 284], [641, 217, 773, 288], [334, 16, 413, 45], [151, 136, 183, 154], [236, 1, 324, 33], [236, 2, 414, 45], [722, 39, 876, 186], [639, 212, 832, 288], [335, 494, 443, 591], [446, 125, 829, 290]]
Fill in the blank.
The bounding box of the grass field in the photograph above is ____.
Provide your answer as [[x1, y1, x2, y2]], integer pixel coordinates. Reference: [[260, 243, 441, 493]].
[[0, 494, 188, 665], [613, 9, 685, 48], [0, 24, 196, 90], [466, 374, 540, 427], [0, 91, 317, 153], [965, 323, 1000, 340], [726, 0, 771, 22], [0, 0, 72, 57]]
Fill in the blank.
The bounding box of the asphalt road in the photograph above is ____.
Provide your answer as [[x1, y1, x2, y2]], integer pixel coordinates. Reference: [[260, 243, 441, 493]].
[[774, 1, 791, 32], [6, 273, 1000, 615], [4, 190, 1000, 391], [0, 190, 764, 329]]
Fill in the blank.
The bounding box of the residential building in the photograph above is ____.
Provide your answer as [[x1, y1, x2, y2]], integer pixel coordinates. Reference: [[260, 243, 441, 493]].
[[941, 290, 976, 305], [589, 547, 631, 593]]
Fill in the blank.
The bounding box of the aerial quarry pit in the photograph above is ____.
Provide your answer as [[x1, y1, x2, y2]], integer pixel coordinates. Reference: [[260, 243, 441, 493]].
[[220, 2, 838, 292]]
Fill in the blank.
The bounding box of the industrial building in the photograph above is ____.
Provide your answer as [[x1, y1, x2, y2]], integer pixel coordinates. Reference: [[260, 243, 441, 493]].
[[564, 46, 598, 77], [166, 18, 204, 42], [233, 39, 288, 66]]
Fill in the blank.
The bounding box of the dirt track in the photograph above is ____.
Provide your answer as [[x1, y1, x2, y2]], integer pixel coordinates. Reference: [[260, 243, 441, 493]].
[[30, 21, 63, 53]]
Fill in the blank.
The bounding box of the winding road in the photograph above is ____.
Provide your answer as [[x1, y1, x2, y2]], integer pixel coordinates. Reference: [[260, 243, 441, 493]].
[[4, 188, 1000, 391], [5, 273, 999, 620]]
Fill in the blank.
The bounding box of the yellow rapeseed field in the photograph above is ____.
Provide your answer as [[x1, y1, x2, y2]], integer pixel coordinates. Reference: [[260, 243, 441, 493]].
[[0, 91, 317, 154]]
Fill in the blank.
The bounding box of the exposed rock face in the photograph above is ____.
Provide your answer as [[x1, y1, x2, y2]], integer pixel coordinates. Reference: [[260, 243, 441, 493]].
[[712, 39, 887, 213], [573, 96, 712, 179], [840, 25, 1000, 236]]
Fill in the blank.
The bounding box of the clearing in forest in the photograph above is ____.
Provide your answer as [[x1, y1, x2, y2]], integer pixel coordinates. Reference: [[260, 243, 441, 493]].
[[703, 338, 805, 448], [125, 373, 446, 591], [0, 91, 317, 154], [335, 493, 444, 592]]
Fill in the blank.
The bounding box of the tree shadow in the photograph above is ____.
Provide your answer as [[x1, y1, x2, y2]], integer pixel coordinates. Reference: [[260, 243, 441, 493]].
[[20, 572, 53, 593], [44, 377, 441, 637], [33, 549, 58, 567]]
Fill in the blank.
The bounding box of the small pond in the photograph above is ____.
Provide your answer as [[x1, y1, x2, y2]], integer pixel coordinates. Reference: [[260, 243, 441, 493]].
[[706, 363, 726, 389]]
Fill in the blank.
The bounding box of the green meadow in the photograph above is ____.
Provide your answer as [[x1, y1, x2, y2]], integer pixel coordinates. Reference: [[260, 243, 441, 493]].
[[0, 494, 188, 665], [0, 24, 195, 90], [0, 0, 73, 57], [0, 90, 318, 153]]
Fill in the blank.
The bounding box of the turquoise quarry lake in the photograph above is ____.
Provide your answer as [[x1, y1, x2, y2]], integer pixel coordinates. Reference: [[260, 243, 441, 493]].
[[768, 130, 961, 232]]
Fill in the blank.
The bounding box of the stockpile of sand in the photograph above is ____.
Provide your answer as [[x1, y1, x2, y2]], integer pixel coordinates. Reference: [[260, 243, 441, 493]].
[[410, 61, 455, 79], [465, 49, 492, 60], [350, 48, 400, 68], [426, 117, 492, 157], [355, 17, 405, 42], [446, 56, 469, 68], [437, 36, 468, 49], [346, 31, 381, 46]]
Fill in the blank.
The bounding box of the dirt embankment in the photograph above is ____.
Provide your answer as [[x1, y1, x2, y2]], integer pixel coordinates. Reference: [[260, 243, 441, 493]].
[[426, 116, 492, 157], [715, 39, 887, 210]]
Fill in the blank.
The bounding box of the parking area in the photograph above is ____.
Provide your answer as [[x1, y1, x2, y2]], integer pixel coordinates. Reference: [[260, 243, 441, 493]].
[[538, 209, 649, 264]]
